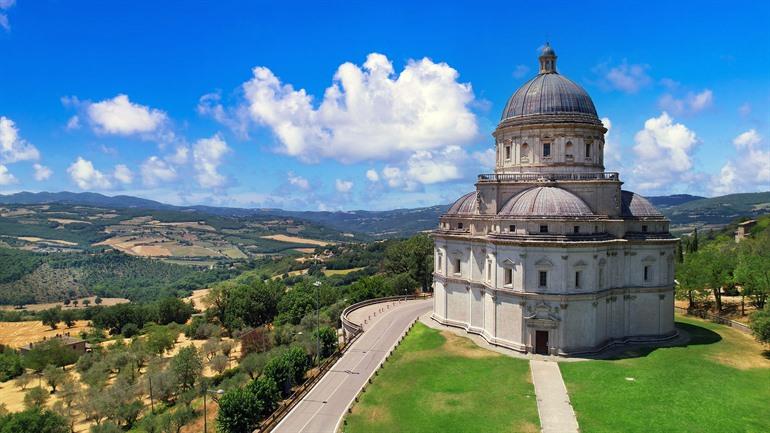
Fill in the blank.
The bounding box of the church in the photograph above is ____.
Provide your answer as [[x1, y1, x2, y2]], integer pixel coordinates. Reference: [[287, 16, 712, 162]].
[[431, 44, 678, 356]]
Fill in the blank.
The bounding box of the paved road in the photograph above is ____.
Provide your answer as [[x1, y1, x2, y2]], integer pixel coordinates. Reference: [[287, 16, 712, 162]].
[[272, 298, 432, 433], [530, 359, 580, 433]]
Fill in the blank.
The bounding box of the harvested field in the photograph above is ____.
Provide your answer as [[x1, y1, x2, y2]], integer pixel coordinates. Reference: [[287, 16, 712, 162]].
[[0, 296, 129, 312], [0, 320, 91, 349], [18, 236, 78, 246], [261, 234, 333, 246]]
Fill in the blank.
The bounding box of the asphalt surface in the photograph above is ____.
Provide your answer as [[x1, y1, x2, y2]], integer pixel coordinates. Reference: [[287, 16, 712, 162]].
[[272, 298, 432, 433]]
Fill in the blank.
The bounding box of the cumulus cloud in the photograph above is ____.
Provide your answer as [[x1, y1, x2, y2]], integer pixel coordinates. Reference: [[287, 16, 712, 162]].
[[0, 165, 16, 185], [0, 116, 41, 163], [630, 112, 698, 192], [710, 129, 770, 195], [372, 145, 470, 191], [166, 145, 189, 165], [237, 52, 478, 163], [33, 163, 52, 181], [365, 169, 379, 182], [0, 0, 15, 32], [66, 115, 81, 130], [193, 134, 230, 188], [601, 117, 623, 171], [113, 164, 133, 184], [658, 89, 713, 115], [197, 92, 250, 139], [472, 148, 496, 171], [335, 179, 353, 193], [595, 60, 651, 93], [67, 157, 113, 190], [287, 172, 310, 190], [85, 94, 169, 137], [141, 156, 177, 187]]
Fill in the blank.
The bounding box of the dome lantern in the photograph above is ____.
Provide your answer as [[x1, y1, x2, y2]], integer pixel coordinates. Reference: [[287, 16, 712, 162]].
[[539, 42, 557, 74]]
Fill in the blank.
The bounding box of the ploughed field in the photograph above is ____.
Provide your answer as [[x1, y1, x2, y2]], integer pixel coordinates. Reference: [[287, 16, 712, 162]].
[[344, 322, 540, 433], [560, 315, 770, 433]]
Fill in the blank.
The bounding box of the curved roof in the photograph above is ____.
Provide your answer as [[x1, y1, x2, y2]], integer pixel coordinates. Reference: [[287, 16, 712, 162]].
[[501, 73, 598, 121], [446, 192, 477, 216], [499, 187, 593, 217], [621, 190, 663, 217]]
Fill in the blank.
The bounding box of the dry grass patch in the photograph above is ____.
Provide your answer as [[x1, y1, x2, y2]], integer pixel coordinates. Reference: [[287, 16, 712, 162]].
[[260, 234, 333, 246]]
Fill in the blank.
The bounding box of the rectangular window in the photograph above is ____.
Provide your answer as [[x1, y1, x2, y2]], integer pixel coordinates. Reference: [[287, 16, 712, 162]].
[[539, 225, 548, 233], [505, 145, 511, 160], [509, 224, 516, 233], [504, 268, 512, 286], [642, 225, 648, 233], [543, 143, 551, 157], [585, 143, 591, 158], [539, 271, 548, 287], [644, 265, 650, 281], [575, 271, 581, 288], [453, 258, 461, 275], [437, 253, 442, 271], [573, 225, 580, 234], [598, 268, 604, 288], [487, 261, 492, 282], [457, 222, 463, 230]]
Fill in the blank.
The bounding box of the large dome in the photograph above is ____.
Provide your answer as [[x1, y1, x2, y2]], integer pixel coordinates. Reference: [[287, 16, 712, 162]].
[[498, 187, 593, 217], [500, 44, 599, 122]]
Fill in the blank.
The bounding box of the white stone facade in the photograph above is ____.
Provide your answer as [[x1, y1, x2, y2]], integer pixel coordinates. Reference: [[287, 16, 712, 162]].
[[431, 45, 677, 356]]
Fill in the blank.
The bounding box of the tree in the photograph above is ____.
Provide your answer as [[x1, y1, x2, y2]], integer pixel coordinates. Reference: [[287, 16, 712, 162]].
[[216, 387, 263, 433], [239, 352, 267, 380], [60, 310, 76, 329], [0, 408, 69, 433], [203, 338, 221, 361], [146, 326, 176, 355], [23, 386, 49, 409], [735, 231, 770, 310], [240, 327, 272, 356], [316, 326, 337, 358], [94, 297, 102, 305], [22, 340, 79, 372], [15, 371, 32, 390], [156, 297, 194, 325], [121, 323, 140, 338], [750, 305, 770, 344], [211, 354, 229, 375], [42, 365, 66, 393], [384, 233, 434, 292], [40, 307, 61, 330], [171, 345, 202, 392], [81, 299, 90, 307], [0, 347, 23, 381], [246, 376, 280, 417]]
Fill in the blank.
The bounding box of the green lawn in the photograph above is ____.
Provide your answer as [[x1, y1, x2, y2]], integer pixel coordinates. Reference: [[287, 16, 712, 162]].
[[344, 322, 540, 433], [560, 316, 770, 433]]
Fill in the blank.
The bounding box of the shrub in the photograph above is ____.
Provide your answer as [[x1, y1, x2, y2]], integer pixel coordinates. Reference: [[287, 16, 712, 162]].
[[216, 387, 263, 433], [121, 323, 140, 338]]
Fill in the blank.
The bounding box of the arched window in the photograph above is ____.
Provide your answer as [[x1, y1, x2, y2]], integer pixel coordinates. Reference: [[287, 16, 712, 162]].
[[520, 143, 529, 161], [565, 141, 574, 160]]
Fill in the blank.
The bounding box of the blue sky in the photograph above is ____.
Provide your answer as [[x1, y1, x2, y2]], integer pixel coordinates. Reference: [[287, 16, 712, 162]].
[[0, 0, 768, 210]]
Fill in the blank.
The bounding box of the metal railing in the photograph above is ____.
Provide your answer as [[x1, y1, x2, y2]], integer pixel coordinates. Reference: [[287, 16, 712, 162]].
[[477, 172, 619, 182], [674, 306, 752, 334]]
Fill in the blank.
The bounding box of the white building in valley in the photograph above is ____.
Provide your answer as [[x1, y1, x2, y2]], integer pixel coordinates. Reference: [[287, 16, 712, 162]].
[[431, 44, 678, 356]]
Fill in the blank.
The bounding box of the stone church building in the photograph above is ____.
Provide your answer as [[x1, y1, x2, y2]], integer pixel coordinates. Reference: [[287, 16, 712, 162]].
[[431, 44, 678, 356]]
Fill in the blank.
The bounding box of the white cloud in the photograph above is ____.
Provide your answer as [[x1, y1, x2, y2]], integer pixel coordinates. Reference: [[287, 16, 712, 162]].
[[375, 145, 469, 191], [0, 165, 16, 185], [67, 157, 113, 190], [197, 92, 250, 138], [33, 163, 52, 181], [141, 156, 177, 186], [630, 112, 698, 192], [66, 115, 80, 130], [113, 164, 133, 184], [335, 179, 353, 193], [0, 0, 15, 32], [365, 169, 379, 182], [472, 148, 496, 171], [239, 52, 478, 163], [193, 134, 230, 188], [166, 145, 189, 165], [0, 116, 40, 163], [512, 65, 530, 79], [658, 89, 713, 115], [711, 129, 770, 195], [596, 61, 651, 93], [287, 172, 310, 190], [86, 94, 169, 136]]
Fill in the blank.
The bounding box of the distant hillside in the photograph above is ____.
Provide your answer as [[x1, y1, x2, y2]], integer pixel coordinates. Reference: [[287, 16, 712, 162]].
[[662, 191, 770, 228], [0, 191, 172, 209], [646, 194, 705, 209]]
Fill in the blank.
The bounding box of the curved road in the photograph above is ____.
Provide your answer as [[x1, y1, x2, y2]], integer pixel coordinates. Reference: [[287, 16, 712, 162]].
[[272, 298, 432, 433]]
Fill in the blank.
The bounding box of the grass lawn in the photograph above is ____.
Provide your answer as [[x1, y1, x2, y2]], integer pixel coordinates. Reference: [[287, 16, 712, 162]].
[[343, 322, 540, 433], [560, 315, 770, 433]]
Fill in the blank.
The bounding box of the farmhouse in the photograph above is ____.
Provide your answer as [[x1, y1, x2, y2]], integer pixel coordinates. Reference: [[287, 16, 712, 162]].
[[19, 332, 88, 355], [432, 44, 678, 356]]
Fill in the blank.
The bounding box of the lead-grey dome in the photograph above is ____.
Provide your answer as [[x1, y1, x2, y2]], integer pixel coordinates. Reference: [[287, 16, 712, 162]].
[[446, 192, 476, 215], [501, 73, 598, 120], [621, 191, 663, 217], [499, 187, 593, 217]]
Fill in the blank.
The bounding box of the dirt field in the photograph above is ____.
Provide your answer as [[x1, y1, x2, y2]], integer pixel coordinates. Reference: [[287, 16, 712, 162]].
[[0, 296, 129, 312], [322, 267, 364, 276], [17, 236, 78, 246], [186, 289, 211, 311], [0, 320, 91, 349], [261, 234, 333, 247], [48, 218, 92, 225]]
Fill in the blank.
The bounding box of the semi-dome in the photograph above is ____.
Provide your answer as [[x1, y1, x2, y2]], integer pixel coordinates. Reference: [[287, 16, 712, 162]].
[[446, 191, 477, 215], [621, 191, 663, 217], [501, 44, 598, 122], [499, 187, 593, 217]]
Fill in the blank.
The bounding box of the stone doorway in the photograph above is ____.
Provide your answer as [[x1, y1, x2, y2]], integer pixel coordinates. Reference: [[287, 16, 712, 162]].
[[535, 330, 549, 355]]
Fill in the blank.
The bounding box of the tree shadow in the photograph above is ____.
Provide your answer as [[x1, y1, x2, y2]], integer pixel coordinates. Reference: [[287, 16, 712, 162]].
[[762, 350, 770, 361], [579, 321, 722, 361]]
